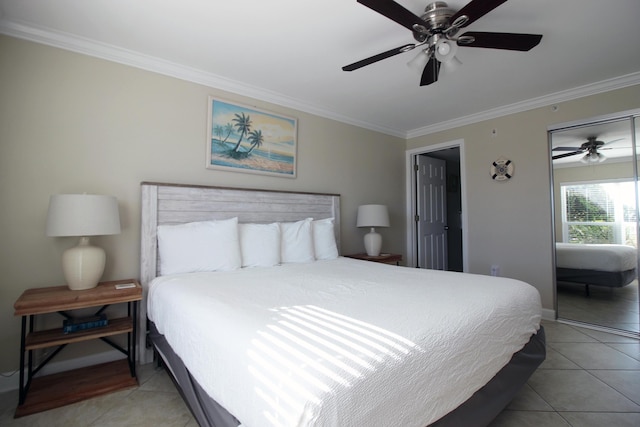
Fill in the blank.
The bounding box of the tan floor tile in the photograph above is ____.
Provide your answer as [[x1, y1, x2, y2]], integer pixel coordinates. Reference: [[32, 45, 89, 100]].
[[542, 323, 598, 343], [549, 342, 640, 370], [609, 342, 640, 361], [3, 389, 132, 427], [579, 329, 640, 344], [539, 347, 581, 370], [89, 389, 193, 427], [506, 384, 554, 411], [488, 410, 571, 427], [527, 369, 640, 412], [589, 370, 640, 405], [138, 367, 178, 393], [560, 411, 640, 427]]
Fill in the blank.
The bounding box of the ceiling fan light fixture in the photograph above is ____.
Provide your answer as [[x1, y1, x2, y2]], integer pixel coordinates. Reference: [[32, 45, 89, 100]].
[[343, 0, 543, 87], [581, 152, 606, 164], [442, 55, 462, 72], [435, 39, 458, 62], [407, 49, 431, 73]]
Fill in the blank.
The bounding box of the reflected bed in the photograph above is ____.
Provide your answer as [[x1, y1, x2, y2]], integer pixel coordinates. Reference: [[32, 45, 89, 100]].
[[556, 243, 637, 295]]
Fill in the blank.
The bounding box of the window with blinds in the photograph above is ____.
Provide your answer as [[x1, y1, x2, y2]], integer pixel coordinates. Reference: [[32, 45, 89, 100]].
[[561, 181, 637, 247]]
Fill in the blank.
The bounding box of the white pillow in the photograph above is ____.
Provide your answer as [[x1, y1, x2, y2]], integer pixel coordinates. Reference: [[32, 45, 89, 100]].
[[239, 223, 281, 267], [157, 217, 241, 275], [312, 218, 339, 260], [280, 218, 315, 263]]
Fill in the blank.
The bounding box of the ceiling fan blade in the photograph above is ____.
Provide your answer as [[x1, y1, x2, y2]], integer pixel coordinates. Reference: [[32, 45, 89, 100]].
[[420, 57, 440, 86], [357, 0, 429, 33], [342, 44, 416, 71], [553, 146, 581, 151], [450, 0, 509, 28], [552, 151, 583, 160], [458, 32, 542, 51], [601, 138, 626, 146]]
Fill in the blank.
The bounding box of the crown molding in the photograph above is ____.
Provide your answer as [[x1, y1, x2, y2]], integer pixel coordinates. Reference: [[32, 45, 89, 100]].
[[406, 72, 640, 139], [0, 19, 406, 138], [2, 19, 637, 141]]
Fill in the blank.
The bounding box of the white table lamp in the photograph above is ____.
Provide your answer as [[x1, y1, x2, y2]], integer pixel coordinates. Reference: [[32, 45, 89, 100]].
[[356, 204, 390, 256], [46, 194, 121, 290]]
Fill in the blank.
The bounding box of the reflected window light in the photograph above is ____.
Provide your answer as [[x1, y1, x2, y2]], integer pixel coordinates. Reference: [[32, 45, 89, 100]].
[[250, 339, 331, 393], [292, 307, 403, 355], [248, 305, 423, 426], [280, 313, 384, 363], [267, 324, 363, 378], [258, 329, 351, 385], [279, 320, 375, 370]]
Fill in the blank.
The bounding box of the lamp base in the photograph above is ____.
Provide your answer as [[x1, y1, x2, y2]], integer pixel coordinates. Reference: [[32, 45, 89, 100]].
[[62, 237, 106, 290], [363, 227, 382, 256]]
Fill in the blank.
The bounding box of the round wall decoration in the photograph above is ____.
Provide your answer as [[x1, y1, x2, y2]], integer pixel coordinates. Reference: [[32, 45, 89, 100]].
[[491, 158, 514, 181]]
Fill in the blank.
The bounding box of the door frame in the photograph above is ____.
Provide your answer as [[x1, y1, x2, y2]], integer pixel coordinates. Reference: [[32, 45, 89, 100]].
[[405, 139, 469, 271]]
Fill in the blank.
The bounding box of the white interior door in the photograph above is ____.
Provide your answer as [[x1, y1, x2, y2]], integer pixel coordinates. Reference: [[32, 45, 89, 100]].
[[416, 155, 448, 270]]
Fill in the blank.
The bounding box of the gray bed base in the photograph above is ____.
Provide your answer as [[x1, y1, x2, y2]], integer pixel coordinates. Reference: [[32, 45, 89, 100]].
[[557, 267, 636, 296], [149, 322, 545, 427]]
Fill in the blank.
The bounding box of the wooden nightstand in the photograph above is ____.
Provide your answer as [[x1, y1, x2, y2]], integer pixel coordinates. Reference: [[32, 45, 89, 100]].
[[13, 279, 142, 418], [344, 253, 403, 265]]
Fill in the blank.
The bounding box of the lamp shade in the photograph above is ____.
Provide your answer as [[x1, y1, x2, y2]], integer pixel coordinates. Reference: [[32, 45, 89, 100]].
[[46, 194, 121, 291], [356, 205, 390, 228], [46, 194, 121, 237]]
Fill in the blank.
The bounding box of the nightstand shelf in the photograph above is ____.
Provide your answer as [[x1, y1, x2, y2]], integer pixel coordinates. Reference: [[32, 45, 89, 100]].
[[25, 317, 133, 350], [14, 359, 136, 418], [13, 279, 142, 418]]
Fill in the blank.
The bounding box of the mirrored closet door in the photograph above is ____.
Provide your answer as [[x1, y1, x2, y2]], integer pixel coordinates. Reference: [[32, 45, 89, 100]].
[[550, 111, 639, 333]]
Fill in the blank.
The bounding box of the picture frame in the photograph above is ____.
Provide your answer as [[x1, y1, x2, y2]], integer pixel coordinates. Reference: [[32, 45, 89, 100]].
[[206, 97, 297, 178]]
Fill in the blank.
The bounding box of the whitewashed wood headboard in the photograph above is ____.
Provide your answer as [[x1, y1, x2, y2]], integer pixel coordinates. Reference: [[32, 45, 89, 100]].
[[138, 182, 341, 362]]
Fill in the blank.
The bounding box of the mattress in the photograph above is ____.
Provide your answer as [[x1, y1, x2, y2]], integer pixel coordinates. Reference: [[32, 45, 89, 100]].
[[556, 243, 637, 272], [148, 257, 542, 427]]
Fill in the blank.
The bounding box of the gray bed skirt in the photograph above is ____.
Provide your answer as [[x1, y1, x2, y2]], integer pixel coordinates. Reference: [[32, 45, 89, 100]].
[[556, 267, 636, 288], [149, 322, 546, 427]]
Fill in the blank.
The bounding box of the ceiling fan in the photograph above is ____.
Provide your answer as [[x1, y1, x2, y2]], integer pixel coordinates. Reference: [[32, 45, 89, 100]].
[[552, 136, 626, 163], [342, 0, 543, 86]]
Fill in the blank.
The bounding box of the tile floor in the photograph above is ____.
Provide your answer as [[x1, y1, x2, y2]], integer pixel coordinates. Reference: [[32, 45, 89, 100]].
[[557, 280, 639, 333], [1, 320, 639, 427]]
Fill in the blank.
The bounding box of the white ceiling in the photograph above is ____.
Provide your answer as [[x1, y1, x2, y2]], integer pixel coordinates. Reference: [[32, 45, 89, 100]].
[[1, 0, 640, 138], [551, 119, 637, 168]]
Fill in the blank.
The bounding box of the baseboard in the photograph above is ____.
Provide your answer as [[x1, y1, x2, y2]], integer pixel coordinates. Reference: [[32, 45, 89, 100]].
[[0, 349, 123, 393], [541, 308, 556, 322]]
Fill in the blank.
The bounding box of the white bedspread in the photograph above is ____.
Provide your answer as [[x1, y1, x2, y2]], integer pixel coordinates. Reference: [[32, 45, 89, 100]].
[[556, 243, 637, 272], [148, 257, 541, 427]]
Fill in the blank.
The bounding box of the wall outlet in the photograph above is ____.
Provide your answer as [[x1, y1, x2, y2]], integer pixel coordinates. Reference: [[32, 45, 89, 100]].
[[490, 265, 500, 276]]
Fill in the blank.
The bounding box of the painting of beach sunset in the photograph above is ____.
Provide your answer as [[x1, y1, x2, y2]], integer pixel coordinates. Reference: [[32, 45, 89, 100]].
[[206, 97, 297, 178]]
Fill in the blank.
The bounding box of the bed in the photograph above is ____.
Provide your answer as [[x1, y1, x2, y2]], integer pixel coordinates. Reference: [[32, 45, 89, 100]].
[[140, 182, 545, 427], [555, 243, 637, 296]]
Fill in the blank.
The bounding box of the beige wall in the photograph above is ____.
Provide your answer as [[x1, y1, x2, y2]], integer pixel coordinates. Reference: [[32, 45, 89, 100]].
[[0, 35, 405, 372], [2, 33, 639, 375], [406, 84, 640, 312]]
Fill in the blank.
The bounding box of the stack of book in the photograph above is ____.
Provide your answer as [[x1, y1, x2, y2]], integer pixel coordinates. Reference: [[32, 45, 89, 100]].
[[63, 314, 108, 334]]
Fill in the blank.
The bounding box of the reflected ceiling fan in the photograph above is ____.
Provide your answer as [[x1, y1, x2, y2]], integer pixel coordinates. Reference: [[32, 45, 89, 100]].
[[342, 0, 543, 86], [552, 136, 626, 163]]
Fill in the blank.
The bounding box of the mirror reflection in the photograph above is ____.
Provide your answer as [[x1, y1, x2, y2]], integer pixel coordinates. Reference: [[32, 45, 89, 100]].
[[550, 116, 639, 333]]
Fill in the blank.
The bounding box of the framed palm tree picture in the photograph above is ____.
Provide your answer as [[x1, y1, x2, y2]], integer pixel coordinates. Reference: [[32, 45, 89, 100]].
[[206, 97, 297, 178]]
